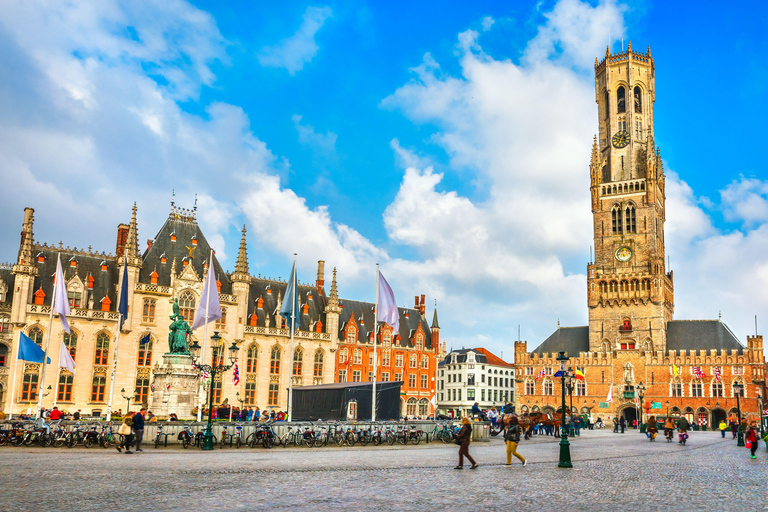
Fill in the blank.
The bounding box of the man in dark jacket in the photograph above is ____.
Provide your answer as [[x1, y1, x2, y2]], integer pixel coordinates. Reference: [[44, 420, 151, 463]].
[[504, 416, 526, 466], [471, 403, 487, 421], [133, 408, 146, 452], [619, 416, 626, 434]]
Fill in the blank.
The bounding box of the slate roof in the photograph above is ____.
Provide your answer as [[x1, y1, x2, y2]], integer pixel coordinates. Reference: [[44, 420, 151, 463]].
[[530, 320, 745, 355], [667, 320, 744, 354], [30, 247, 120, 309], [338, 299, 432, 349], [438, 348, 489, 366], [140, 214, 232, 294], [246, 278, 326, 331], [530, 327, 589, 356], [0, 265, 15, 305]]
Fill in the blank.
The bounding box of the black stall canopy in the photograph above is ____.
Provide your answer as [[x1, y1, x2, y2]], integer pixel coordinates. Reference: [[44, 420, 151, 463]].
[[292, 381, 403, 421]]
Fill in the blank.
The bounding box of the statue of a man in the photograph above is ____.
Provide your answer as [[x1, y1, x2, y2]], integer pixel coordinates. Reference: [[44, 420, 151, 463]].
[[168, 299, 192, 355]]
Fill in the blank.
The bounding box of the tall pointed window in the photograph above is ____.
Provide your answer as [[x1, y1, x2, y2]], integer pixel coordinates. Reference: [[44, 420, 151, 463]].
[[178, 290, 196, 323], [633, 86, 642, 113], [270, 346, 281, 374], [28, 327, 44, 348], [63, 331, 77, 359], [625, 204, 637, 233], [293, 349, 303, 376], [57, 373, 73, 402], [313, 350, 324, 377], [612, 205, 621, 234], [94, 332, 109, 365], [91, 376, 106, 402], [617, 86, 626, 113], [246, 344, 258, 373], [137, 337, 153, 367]]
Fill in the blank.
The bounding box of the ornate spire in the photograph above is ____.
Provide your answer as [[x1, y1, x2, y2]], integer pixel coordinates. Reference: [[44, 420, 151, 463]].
[[591, 135, 599, 164], [232, 225, 251, 283], [627, 40, 632, 52], [17, 207, 34, 266], [124, 202, 141, 266], [431, 307, 440, 329], [328, 267, 338, 307]]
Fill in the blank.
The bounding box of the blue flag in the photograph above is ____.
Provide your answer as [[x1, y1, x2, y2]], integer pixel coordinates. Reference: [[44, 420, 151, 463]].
[[554, 370, 565, 377], [18, 332, 51, 364], [279, 261, 301, 335], [118, 259, 129, 328], [139, 333, 151, 346]]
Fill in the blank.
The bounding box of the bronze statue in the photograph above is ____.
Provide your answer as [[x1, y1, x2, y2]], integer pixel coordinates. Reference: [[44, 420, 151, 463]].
[[168, 299, 192, 355]]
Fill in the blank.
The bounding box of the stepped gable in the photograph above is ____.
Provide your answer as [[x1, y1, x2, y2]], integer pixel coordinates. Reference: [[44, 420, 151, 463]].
[[530, 326, 589, 356], [247, 277, 327, 331], [141, 206, 232, 294], [0, 264, 15, 305], [666, 320, 744, 354], [338, 298, 432, 349], [30, 246, 119, 309]]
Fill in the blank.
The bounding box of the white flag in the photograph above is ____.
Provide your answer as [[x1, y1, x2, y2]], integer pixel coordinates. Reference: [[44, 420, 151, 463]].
[[53, 255, 71, 334], [191, 256, 221, 331], [59, 340, 76, 374], [377, 270, 399, 333], [606, 383, 613, 403], [430, 395, 437, 408]]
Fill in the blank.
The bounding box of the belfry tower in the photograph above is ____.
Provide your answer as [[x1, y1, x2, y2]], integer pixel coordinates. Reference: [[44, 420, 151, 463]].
[[587, 42, 674, 353]]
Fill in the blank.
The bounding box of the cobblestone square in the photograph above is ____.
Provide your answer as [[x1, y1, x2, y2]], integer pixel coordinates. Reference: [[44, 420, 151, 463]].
[[1, 429, 765, 511]]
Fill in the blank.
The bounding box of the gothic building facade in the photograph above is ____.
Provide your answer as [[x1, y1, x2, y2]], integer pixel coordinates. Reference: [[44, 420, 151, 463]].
[[514, 44, 766, 427], [0, 204, 441, 418]]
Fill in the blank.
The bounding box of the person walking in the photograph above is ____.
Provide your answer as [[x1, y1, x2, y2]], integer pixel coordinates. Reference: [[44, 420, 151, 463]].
[[729, 419, 738, 439], [613, 416, 619, 433], [677, 415, 690, 444], [455, 417, 478, 470], [504, 416, 527, 467], [488, 408, 498, 428], [116, 412, 135, 454], [133, 408, 146, 452], [619, 416, 626, 434], [719, 419, 728, 438], [746, 421, 759, 459]]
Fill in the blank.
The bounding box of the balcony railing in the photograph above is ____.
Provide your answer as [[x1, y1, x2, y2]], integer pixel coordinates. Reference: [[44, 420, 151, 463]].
[[622, 391, 635, 399]]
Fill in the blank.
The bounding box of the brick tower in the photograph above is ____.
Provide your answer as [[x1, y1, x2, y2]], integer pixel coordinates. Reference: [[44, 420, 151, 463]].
[[587, 42, 674, 353]]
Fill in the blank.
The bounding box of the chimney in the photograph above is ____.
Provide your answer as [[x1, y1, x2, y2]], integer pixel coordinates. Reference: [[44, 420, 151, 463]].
[[420, 294, 426, 315], [115, 223, 129, 258], [316, 260, 325, 294], [414, 295, 419, 309]]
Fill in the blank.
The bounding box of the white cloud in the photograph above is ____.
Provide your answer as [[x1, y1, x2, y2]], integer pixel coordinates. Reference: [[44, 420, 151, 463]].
[[720, 177, 768, 227], [257, 6, 332, 75], [292, 114, 337, 156], [481, 16, 495, 31]]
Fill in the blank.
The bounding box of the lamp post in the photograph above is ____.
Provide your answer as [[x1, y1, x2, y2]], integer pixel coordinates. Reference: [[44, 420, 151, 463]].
[[566, 374, 575, 437], [189, 332, 239, 451], [236, 391, 246, 411], [637, 382, 646, 433], [734, 382, 744, 447], [757, 389, 765, 438], [120, 388, 137, 413], [556, 351, 572, 468], [666, 400, 669, 418]]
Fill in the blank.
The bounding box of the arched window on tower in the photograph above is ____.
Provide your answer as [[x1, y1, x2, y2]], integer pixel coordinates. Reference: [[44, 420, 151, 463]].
[[634, 86, 642, 113], [617, 86, 626, 114], [612, 205, 622, 234], [602, 165, 610, 184], [604, 90, 610, 119], [625, 204, 637, 233]]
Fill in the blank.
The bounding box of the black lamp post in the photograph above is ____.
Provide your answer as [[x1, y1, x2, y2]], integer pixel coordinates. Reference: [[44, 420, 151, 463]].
[[757, 389, 765, 438], [236, 391, 246, 409], [584, 400, 595, 429], [637, 382, 646, 432], [566, 373, 575, 437], [666, 400, 669, 418], [556, 351, 572, 468], [190, 332, 239, 451], [120, 388, 137, 412], [734, 382, 744, 447]]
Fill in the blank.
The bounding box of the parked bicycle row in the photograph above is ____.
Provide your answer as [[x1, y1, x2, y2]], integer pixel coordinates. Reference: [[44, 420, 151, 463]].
[[0, 420, 465, 449]]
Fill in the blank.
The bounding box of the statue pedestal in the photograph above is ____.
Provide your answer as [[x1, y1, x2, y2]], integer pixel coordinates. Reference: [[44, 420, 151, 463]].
[[150, 354, 199, 418]]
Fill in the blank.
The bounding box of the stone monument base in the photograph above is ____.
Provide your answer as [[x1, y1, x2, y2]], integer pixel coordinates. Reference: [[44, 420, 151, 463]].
[[150, 354, 199, 418]]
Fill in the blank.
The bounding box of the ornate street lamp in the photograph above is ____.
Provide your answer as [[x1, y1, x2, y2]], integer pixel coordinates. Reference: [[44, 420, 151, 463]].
[[556, 351, 572, 468], [120, 388, 137, 413], [757, 388, 765, 438], [190, 332, 239, 450], [734, 381, 744, 447], [566, 373, 575, 437], [637, 382, 646, 433], [236, 391, 246, 409]]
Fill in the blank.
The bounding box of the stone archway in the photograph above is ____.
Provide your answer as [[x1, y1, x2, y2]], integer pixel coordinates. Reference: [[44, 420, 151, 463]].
[[712, 408, 727, 426]]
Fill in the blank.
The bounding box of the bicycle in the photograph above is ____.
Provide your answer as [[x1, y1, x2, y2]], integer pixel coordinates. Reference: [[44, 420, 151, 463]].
[[178, 424, 195, 449], [278, 425, 301, 447], [154, 424, 173, 448], [0, 422, 28, 446]]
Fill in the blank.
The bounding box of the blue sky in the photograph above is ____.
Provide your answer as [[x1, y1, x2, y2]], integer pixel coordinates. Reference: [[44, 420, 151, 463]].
[[1, 0, 767, 359]]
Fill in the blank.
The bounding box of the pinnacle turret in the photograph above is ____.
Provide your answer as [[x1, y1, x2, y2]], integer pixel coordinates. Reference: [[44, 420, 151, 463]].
[[124, 203, 141, 266], [232, 225, 251, 283]]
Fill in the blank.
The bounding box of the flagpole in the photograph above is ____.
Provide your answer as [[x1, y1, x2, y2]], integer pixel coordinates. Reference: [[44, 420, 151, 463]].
[[37, 253, 60, 418], [106, 265, 126, 421], [372, 264, 379, 422], [52, 366, 61, 409], [197, 250, 214, 423], [287, 254, 296, 423], [8, 328, 20, 420]]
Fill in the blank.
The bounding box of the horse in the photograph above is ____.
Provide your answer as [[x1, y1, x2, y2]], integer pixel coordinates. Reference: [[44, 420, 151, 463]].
[[492, 412, 562, 439]]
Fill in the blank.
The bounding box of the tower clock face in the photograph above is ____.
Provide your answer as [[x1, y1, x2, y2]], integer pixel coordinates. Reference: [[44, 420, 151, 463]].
[[615, 246, 632, 262], [612, 130, 630, 148]]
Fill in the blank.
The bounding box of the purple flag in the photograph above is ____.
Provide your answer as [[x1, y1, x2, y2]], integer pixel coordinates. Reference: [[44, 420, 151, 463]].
[[191, 258, 221, 330], [53, 255, 71, 334], [377, 270, 399, 333]]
